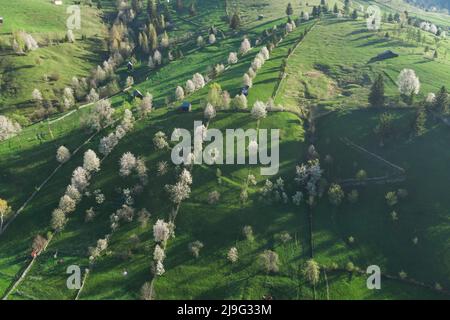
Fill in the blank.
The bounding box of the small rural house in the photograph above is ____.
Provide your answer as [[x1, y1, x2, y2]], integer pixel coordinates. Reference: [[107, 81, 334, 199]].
[[127, 61, 133, 71], [178, 101, 192, 112], [53, 0, 63, 5], [0, 17, 4, 25], [241, 85, 250, 96], [133, 89, 143, 99]]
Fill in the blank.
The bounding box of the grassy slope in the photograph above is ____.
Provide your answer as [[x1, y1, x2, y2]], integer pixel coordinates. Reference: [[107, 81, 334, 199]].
[[0, 0, 109, 116], [276, 17, 450, 112]]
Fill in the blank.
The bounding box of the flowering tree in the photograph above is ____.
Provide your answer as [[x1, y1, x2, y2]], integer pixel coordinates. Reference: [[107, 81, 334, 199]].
[[227, 247, 238, 263], [251, 101, 267, 120], [228, 52, 238, 64], [119, 152, 137, 177], [259, 250, 280, 273], [138, 92, 153, 117], [153, 219, 170, 243], [192, 73, 206, 89], [208, 34, 216, 44], [204, 103, 216, 120], [0, 116, 22, 141], [175, 86, 185, 101], [398, 69, 420, 98], [71, 167, 90, 192], [99, 133, 118, 156], [51, 208, 67, 232], [239, 38, 251, 55], [83, 149, 100, 172], [303, 259, 320, 285], [87, 99, 114, 131], [232, 94, 248, 110], [153, 131, 169, 150], [153, 50, 162, 66], [186, 80, 196, 94], [243, 73, 253, 88]]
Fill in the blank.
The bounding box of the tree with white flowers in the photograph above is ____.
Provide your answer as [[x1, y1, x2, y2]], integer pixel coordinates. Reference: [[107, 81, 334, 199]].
[[65, 185, 81, 203], [0, 116, 22, 141], [153, 50, 162, 66], [139, 93, 153, 117], [227, 247, 238, 263], [243, 73, 253, 88], [71, 167, 90, 191], [260, 46, 270, 60], [228, 52, 238, 64], [175, 86, 185, 100], [398, 69, 420, 100], [32, 88, 43, 103], [192, 73, 205, 89], [153, 244, 165, 262], [208, 33, 216, 44], [239, 38, 251, 55], [56, 146, 71, 164], [197, 35, 204, 47], [98, 133, 118, 156], [153, 131, 169, 150], [119, 152, 137, 177], [186, 79, 196, 94], [232, 94, 248, 110], [259, 250, 280, 273], [63, 87, 75, 110], [83, 149, 100, 172], [303, 259, 320, 285], [204, 103, 216, 120], [251, 101, 267, 120], [51, 208, 67, 232], [153, 219, 170, 243], [87, 99, 114, 131], [86, 88, 99, 103], [165, 181, 191, 204], [58, 195, 76, 214]]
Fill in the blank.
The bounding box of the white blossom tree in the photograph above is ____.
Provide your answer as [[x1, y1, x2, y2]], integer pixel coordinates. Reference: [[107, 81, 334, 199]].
[[119, 152, 137, 177], [239, 38, 251, 55], [192, 73, 206, 89], [0, 116, 22, 141], [232, 94, 248, 110], [175, 86, 185, 100], [56, 146, 71, 164], [186, 80, 196, 94], [87, 99, 114, 131], [153, 50, 162, 66], [71, 166, 90, 192], [83, 149, 100, 172], [153, 131, 169, 150], [98, 133, 118, 156], [153, 219, 170, 243], [208, 33, 216, 44], [204, 103, 216, 120], [251, 101, 267, 120], [227, 247, 238, 263], [398, 69, 420, 97], [228, 52, 238, 64], [243, 73, 253, 88]]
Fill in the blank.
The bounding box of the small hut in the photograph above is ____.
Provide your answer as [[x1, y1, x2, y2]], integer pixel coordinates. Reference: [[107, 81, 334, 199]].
[[241, 85, 250, 96], [53, 0, 63, 5], [178, 101, 192, 112], [0, 17, 4, 25], [133, 89, 143, 99], [127, 61, 133, 71]]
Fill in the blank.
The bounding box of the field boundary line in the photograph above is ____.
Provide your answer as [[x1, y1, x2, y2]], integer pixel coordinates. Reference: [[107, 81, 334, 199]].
[[2, 233, 53, 300]]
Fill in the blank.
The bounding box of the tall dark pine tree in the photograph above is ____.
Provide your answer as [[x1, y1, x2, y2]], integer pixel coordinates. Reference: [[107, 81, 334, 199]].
[[286, 3, 294, 16], [230, 12, 241, 30], [414, 107, 427, 136], [333, 3, 339, 14], [369, 74, 385, 108], [434, 86, 448, 114]]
